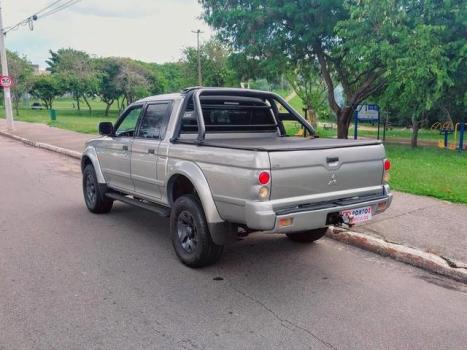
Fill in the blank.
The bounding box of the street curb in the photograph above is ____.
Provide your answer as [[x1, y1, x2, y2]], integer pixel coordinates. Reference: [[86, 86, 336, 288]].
[[0, 130, 81, 160], [327, 227, 467, 284]]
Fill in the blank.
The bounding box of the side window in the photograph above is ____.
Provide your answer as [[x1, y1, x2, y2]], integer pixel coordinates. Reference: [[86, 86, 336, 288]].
[[115, 106, 143, 137], [137, 103, 171, 139]]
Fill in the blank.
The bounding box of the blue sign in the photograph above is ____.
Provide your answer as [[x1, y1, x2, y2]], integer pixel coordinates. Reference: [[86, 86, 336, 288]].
[[357, 104, 379, 121]]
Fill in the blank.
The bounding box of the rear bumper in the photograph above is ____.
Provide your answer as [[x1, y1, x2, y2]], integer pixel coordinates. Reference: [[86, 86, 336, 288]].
[[244, 184, 393, 232]]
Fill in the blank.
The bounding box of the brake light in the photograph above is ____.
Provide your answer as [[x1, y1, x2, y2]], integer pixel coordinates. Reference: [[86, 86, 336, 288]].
[[384, 159, 391, 171], [383, 159, 391, 182], [258, 171, 270, 185]]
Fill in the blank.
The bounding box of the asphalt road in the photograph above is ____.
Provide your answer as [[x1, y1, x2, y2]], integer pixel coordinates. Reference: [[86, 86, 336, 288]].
[[1, 136, 466, 350]]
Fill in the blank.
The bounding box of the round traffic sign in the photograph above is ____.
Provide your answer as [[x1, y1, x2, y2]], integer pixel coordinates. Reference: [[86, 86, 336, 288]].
[[0, 75, 13, 88]]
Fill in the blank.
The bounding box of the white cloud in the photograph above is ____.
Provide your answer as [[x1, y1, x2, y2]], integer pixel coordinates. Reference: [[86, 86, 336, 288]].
[[3, 0, 212, 67]]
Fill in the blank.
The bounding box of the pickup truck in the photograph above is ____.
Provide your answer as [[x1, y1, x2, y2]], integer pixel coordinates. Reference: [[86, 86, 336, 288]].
[[81, 87, 392, 267]]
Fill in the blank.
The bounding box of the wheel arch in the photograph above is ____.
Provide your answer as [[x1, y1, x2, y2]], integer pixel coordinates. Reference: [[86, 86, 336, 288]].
[[81, 146, 106, 184], [166, 162, 236, 244]]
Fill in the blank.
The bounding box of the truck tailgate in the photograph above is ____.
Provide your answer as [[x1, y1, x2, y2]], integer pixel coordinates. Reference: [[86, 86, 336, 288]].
[[269, 144, 385, 200]]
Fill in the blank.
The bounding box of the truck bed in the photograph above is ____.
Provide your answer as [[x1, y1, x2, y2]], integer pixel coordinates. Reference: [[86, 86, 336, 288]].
[[197, 136, 381, 152]]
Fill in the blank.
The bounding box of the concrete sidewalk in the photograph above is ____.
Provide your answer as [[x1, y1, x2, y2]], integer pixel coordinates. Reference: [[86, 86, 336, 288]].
[[0, 120, 92, 153], [1, 119, 466, 265]]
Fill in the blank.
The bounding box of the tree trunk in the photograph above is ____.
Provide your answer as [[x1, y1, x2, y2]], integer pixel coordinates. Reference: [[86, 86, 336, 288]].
[[336, 107, 354, 139], [104, 100, 113, 116], [82, 95, 92, 114], [76, 97, 81, 111], [411, 115, 419, 148], [306, 107, 318, 130], [14, 101, 20, 116]]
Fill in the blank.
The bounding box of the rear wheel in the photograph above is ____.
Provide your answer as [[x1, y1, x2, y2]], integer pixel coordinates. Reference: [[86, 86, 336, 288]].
[[286, 228, 328, 243], [83, 164, 113, 214], [170, 194, 224, 267]]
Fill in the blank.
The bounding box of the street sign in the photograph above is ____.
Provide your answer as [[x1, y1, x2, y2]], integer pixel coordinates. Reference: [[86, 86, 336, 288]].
[[357, 104, 379, 121], [0, 75, 13, 88]]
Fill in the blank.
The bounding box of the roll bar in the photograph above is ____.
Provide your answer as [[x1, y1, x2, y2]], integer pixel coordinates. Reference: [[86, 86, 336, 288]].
[[171, 88, 316, 143]]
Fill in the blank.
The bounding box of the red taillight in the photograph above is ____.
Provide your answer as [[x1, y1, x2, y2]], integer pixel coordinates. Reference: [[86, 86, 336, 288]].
[[258, 171, 270, 185], [384, 159, 391, 171]]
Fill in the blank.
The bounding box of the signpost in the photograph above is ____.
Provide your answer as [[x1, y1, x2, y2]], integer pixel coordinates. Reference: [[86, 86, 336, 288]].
[[0, 1, 14, 130], [0, 75, 13, 87], [354, 104, 381, 140], [357, 104, 380, 122]]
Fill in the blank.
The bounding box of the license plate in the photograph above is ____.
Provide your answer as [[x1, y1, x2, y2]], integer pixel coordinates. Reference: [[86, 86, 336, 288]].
[[340, 206, 372, 225]]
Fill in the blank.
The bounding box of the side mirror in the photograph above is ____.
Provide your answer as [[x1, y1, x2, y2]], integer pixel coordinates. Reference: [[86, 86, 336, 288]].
[[99, 122, 113, 136]]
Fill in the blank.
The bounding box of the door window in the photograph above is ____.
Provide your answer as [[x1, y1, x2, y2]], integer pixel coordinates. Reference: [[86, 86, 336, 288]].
[[137, 103, 171, 139], [115, 106, 143, 137]]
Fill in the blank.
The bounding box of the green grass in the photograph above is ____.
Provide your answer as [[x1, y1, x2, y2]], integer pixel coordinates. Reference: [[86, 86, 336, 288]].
[[385, 144, 467, 204], [288, 94, 305, 112], [5, 109, 118, 134], [2, 98, 120, 134]]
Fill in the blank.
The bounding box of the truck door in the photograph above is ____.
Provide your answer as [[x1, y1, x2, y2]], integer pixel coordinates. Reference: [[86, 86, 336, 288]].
[[131, 101, 172, 200], [96, 105, 143, 192]]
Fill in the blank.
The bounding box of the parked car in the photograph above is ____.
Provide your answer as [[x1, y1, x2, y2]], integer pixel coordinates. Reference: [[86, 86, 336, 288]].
[[31, 102, 43, 110], [81, 87, 392, 267]]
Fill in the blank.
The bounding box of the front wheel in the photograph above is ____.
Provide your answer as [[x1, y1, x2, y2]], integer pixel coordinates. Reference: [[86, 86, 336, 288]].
[[170, 194, 224, 267], [286, 228, 328, 243], [82, 164, 113, 214]]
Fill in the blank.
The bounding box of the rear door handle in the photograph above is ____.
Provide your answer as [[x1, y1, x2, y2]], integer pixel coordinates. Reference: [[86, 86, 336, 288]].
[[122, 145, 128, 151], [327, 157, 339, 163], [147, 149, 155, 154]]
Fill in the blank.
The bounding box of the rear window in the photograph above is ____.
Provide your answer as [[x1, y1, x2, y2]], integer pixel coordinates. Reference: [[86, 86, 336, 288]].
[[181, 98, 277, 133]]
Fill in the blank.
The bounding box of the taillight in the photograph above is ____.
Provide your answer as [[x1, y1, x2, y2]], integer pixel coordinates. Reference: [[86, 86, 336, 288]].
[[384, 159, 391, 171], [383, 159, 391, 182], [258, 171, 270, 185]]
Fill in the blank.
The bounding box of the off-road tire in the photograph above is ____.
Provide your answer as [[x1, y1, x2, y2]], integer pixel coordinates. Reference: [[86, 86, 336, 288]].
[[170, 194, 224, 267], [83, 164, 113, 214], [286, 228, 328, 243]]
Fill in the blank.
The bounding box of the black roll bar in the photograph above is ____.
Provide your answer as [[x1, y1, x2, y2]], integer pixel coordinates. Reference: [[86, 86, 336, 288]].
[[171, 87, 316, 143]]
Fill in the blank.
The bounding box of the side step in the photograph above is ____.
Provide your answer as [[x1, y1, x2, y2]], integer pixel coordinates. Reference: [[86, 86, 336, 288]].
[[106, 193, 171, 217]]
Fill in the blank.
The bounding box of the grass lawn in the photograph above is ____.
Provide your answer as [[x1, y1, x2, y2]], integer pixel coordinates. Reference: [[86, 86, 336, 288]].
[[386, 144, 467, 204], [5, 109, 119, 134], [3, 98, 120, 134]]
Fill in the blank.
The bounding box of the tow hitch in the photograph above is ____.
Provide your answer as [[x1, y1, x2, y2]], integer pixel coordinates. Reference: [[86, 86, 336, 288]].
[[326, 212, 355, 228]]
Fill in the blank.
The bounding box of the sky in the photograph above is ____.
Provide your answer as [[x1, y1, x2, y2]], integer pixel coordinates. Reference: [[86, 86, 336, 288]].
[[2, 0, 213, 68]]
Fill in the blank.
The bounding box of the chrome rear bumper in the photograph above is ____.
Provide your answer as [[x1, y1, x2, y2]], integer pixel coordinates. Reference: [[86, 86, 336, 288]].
[[244, 185, 392, 232]]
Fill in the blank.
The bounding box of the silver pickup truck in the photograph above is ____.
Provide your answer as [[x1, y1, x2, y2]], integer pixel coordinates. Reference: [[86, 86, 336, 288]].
[[82, 87, 392, 267]]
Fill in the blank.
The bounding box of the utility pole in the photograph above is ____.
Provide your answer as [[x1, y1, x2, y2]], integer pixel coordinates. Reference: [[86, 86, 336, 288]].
[[0, 1, 13, 130], [191, 29, 203, 86]]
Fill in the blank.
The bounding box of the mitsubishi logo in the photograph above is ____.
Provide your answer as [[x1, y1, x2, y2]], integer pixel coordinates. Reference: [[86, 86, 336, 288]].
[[328, 173, 337, 186]]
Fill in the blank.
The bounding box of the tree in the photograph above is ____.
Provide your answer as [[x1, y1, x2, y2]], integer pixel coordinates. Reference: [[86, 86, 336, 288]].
[[154, 62, 186, 92], [199, 0, 448, 139], [286, 59, 328, 127], [200, 0, 356, 137], [29, 75, 63, 110], [47, 48, 98, 113], [113, 59, 151, 107], [6, 51, 33, 116], [226, 53, 266, 87], [370, 0, 462, 147], [379, 25, 450, 147], [427, 0, 466, 125], [182, 39, 234, 87], [94, 57, 122, 116]]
